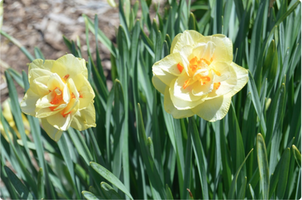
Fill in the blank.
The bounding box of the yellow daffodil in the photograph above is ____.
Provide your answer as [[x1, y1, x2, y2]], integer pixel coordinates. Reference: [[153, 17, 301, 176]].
[[152, 30, 248, 121], [21, 54, 96, 141], [0, 99, 30, 141]]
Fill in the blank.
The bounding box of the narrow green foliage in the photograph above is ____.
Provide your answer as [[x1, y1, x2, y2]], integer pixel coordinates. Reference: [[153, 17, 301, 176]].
[[90, 162, 133, 200], [82, 191, 100, 200], [4, 166, 34, 199], [292, 145, 301, 167], [1, 0, 300, 199], [256, 133, 269, 200]]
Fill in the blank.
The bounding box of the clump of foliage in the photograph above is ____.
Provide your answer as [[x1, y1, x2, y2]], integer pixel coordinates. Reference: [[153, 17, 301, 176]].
[[0, 0, 301, 199]]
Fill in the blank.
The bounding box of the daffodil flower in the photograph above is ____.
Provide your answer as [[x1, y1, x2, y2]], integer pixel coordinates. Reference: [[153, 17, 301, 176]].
[[21, 54, 96, 141], [1, 99, 30, 141], [152, 30, 248, 121]]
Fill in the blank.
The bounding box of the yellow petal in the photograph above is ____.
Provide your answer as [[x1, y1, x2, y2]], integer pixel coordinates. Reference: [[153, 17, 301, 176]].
[[152, 64, 177, 87], [169, 78, 205, 110], [227, 62, 249, 97], [107, 0, 117, 7], [35, 95, 53, 109], [21, 114, 30, 135], [191, 72, 214, 96], [170, 32, 182, 54], [70, 103, 96, 131], [29, 59, 54, 71], [46, 112, 72, 131], [171, 30, 204, 54], [206, 62, 237, 99], [47, 73, 65, 91], [0, 122, 12, 142], [21, 88, 41, 116], [192, 95, 231, 122], [179, 46, 193, 76], [52, 54, 88, 80], [164, 87, 194, 118], [191, 41, 215, 61], [35, 94, 67, 118], [200, 34, 233, 62], [32, 76, 50, 96], [41, 119, 63, 141], [152, 53, 183, 76], [29, 68, 52, 84], [171, 76, 202, 102], [67, 78, 80, 99], [2, 100, 14, 124], [46, 73, 70, 104], [75, 76, 95, 109], [152, 75, 166, 94]]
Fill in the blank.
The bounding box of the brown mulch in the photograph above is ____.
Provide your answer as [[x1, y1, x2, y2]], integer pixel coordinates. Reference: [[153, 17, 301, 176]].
[[0, 0, 120, 102]]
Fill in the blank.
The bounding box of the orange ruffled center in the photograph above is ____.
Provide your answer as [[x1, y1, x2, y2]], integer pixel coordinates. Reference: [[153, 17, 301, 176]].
[[49, 74, 82, 117], [177, 57, 221, 90]]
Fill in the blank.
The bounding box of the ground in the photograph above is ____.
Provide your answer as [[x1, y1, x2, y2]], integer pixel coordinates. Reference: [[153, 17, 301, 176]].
[[0, 0, 120, 102]]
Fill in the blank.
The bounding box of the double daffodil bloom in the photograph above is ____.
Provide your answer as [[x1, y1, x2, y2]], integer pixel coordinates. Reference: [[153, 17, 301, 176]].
[[152, 30, 248, 121], [21, 54, 96, 141]]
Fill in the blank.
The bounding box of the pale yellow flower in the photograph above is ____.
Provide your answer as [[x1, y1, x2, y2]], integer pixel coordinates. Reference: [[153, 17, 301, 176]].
[[152, 30, 248, 121], [0, 99, 30, 141], [21, 54, 96, 141], [107, 0, 117, 7]]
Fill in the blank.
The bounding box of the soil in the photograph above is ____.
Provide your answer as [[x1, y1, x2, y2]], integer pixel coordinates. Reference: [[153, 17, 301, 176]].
[[0, 0, 120, 102]]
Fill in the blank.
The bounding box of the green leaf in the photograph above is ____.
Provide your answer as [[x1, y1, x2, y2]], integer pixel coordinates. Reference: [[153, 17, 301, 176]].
[[292, 145, 301, 167], [248, 184, 255, 200], [0, 30, 34, 61], [238, 176, 247, 199], [5, 71, 32, 166], [256, 133, 269, 200], [4, 166, 34, 199], [182, 125, 193, 199], [57, 134, 80, 198], [90, 162, 134, 200], [7, 68, 24, 88], [0, 164, 19, 199], [248, 72, 267, 135], [263, 39, 278, 81], [34, 47, 45, 60], [165, 184, 174, 199], [83, 14, 117, 57], [101, 182, 123, 199], [82, 191, 99, 200], [276, 148, 291, 199], [136, 103, 167, 199], [189, 12, 197, 30], [228, 148, 254, 199], [190, 117, 209, 199], [37, 168, 44, 199], [68, 129, 93, 165]]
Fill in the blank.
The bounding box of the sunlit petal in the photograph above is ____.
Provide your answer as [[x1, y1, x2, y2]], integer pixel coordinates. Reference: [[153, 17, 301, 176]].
[[192, 96, 232, 122], [70, 103, 96, 131], [164, 87, 194, 118], [41, 119, 63, 142]]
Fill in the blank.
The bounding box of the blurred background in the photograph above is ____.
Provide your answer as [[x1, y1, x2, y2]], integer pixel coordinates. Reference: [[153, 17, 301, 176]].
[[0, 0, 120, 102]]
